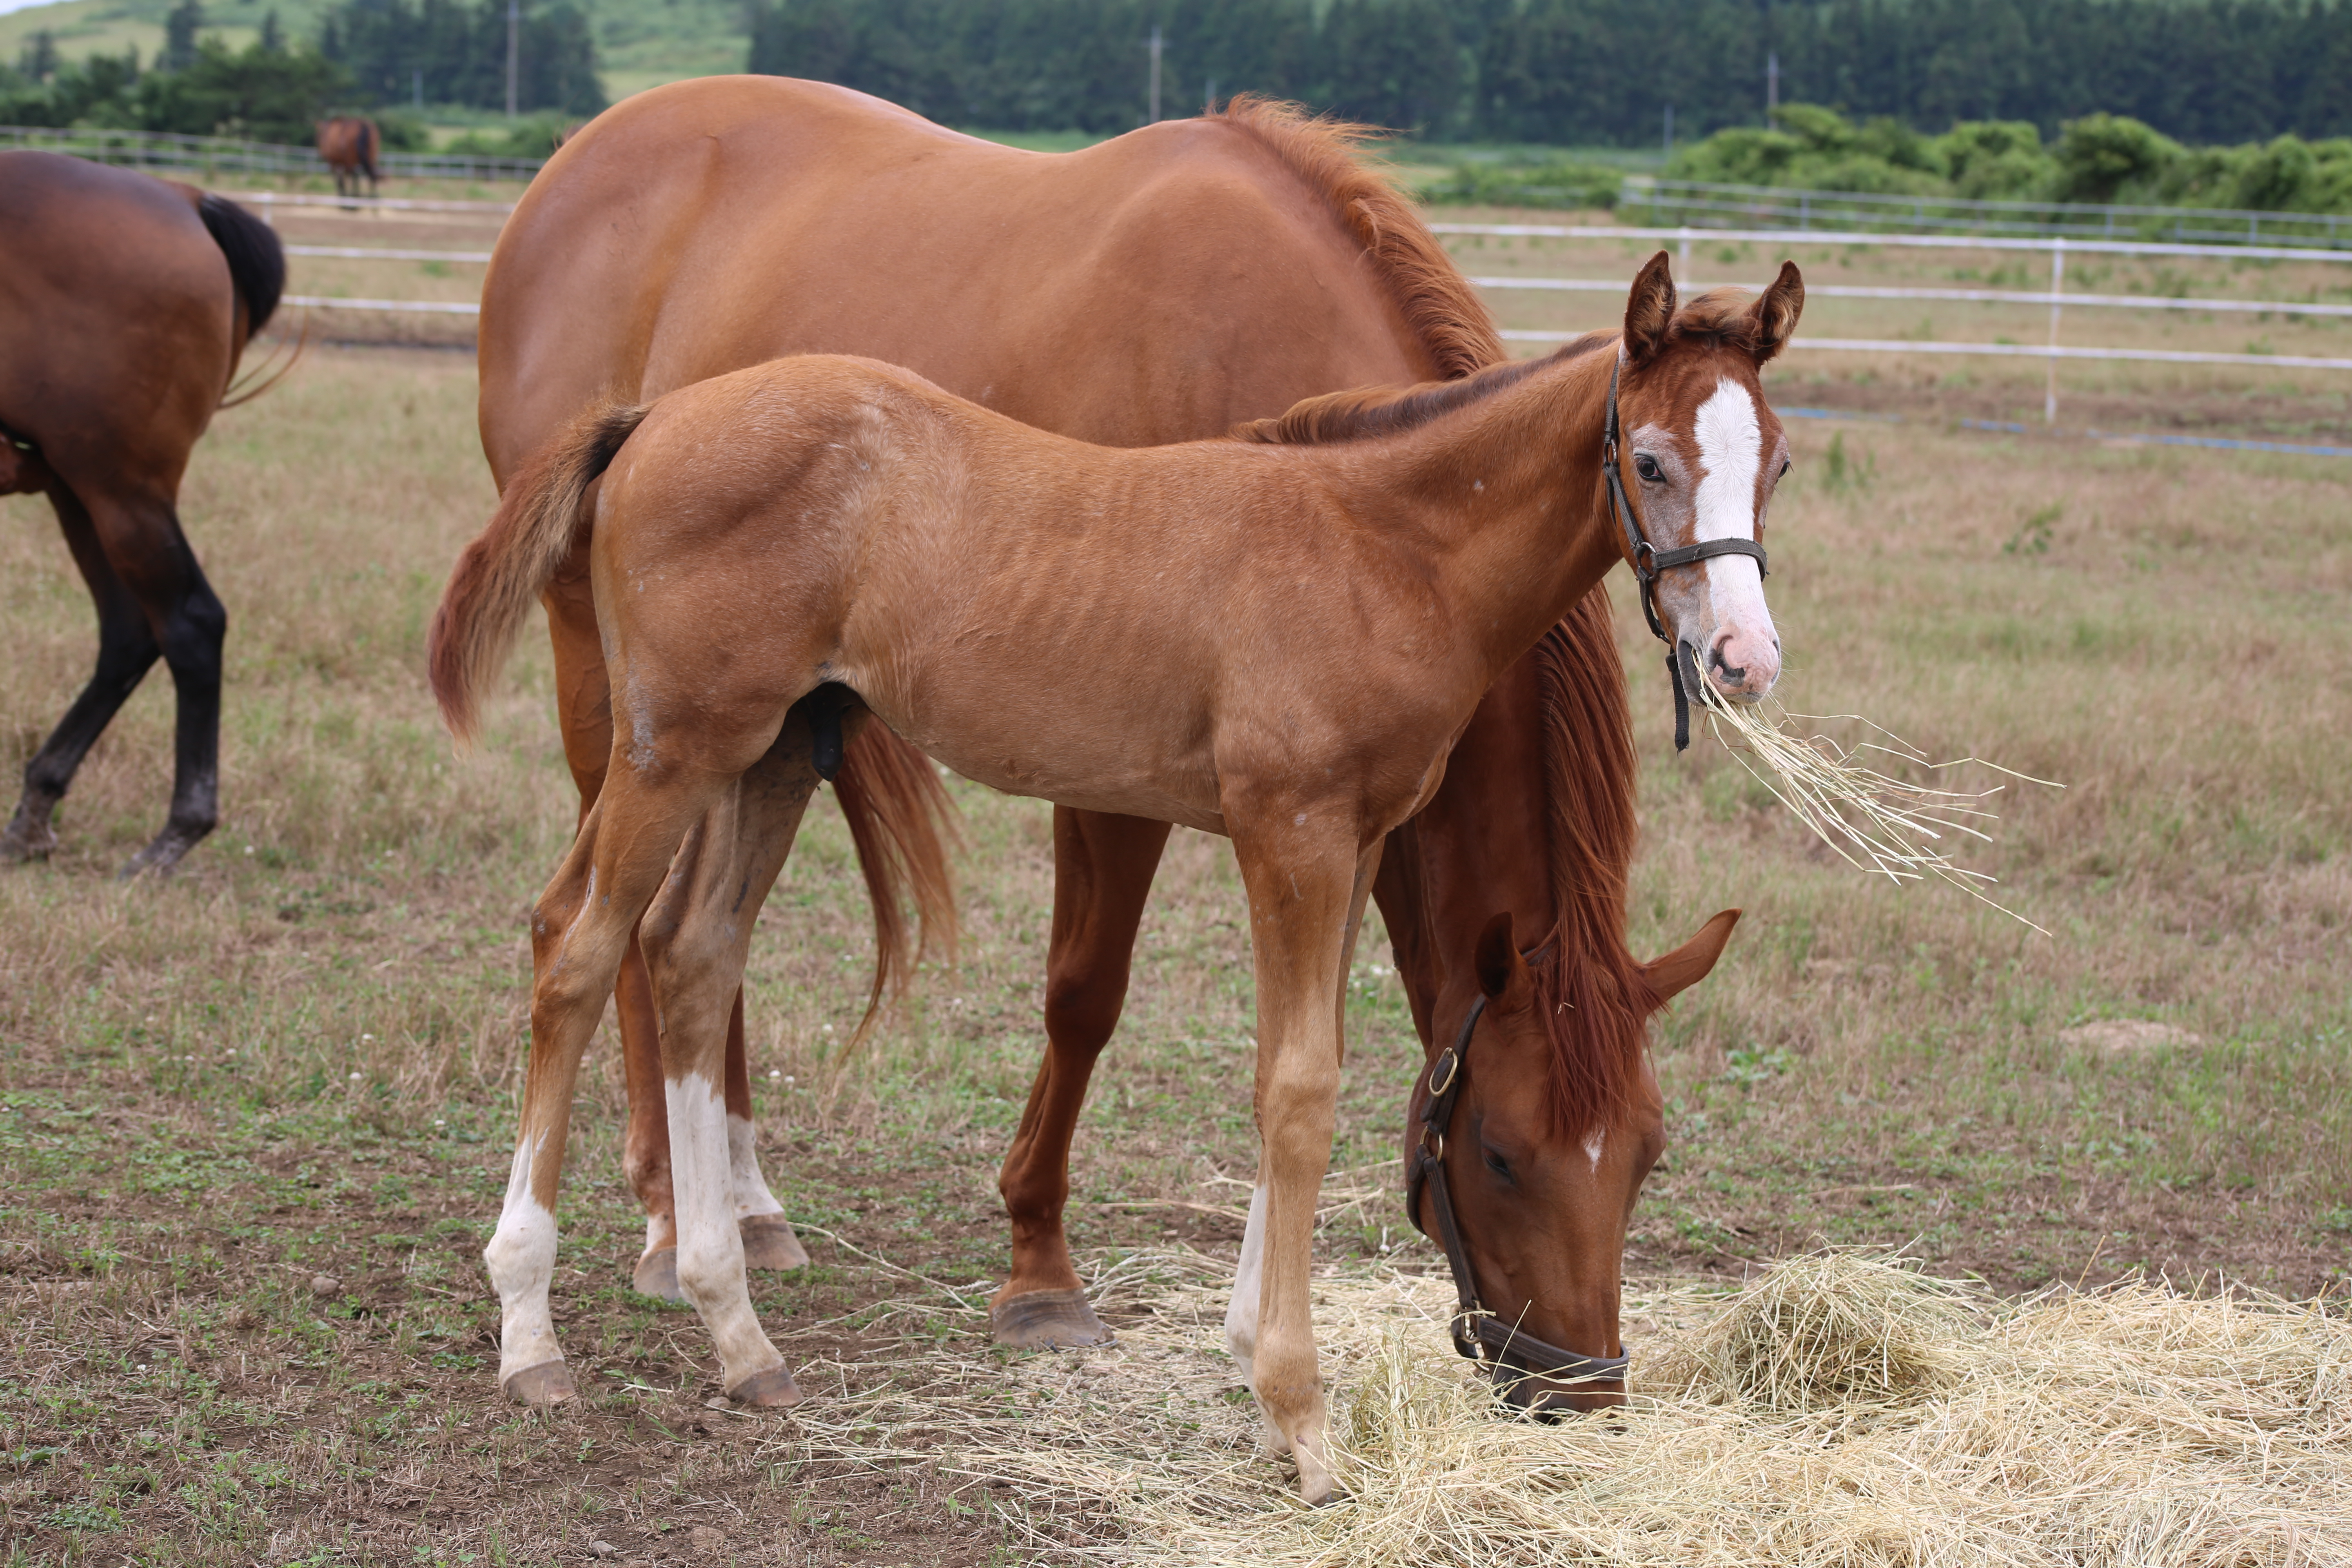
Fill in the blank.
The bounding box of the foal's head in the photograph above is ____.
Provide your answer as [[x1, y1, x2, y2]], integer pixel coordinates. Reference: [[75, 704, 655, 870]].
[[1612, 252, 1804, 704]]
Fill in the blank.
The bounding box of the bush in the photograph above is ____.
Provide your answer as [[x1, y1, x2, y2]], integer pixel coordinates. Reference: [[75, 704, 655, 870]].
[[1418, 156, 1620, 210], [2047, 112, 2183, 204]]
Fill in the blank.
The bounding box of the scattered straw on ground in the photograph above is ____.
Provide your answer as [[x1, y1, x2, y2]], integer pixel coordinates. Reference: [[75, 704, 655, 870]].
[[773, 1249, 2352, 1566]]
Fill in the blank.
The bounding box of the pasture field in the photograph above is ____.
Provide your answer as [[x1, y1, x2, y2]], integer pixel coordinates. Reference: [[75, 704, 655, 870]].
[[1, 232, 2348, 1564]]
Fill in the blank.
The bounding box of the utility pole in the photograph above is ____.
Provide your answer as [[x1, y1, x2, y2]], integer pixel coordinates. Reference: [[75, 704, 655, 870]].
[[1205, 76, 1216, 116], [1663, 102, 1674, 157], [1767, 51, 1779, 117], [505, 0, 519, 119], [412, 67, 422, 110], [1148, 25, 1162, 123]]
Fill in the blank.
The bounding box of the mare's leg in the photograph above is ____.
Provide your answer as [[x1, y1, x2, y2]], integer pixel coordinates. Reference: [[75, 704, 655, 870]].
[[1220, 822, 1379, 1506], [637, 723, 824, 1404], [3, 486, 161, 863], [486, 758, 732, 1403], [989, 807, 1173, 1348]]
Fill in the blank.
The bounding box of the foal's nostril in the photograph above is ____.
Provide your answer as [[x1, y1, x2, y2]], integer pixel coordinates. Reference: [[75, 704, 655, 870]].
[[1708, 641, 1748, 686]]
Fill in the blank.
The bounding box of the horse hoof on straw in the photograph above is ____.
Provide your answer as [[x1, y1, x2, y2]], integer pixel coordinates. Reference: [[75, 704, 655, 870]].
[[739, 1213, 809, 1270], [504, 1361, 577, 1406], [726, 1366, 803, 1408], [631, 1247, 686, 1303], [990, 1287, 1112, 1349]]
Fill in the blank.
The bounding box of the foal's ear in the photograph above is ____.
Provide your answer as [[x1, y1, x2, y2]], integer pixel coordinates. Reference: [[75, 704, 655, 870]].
[[1749, 262, 1804, 364], [1474, 912, 1527, 1000], [1639, 909, 1742, 1004], [1622, 251, 1677, 366]]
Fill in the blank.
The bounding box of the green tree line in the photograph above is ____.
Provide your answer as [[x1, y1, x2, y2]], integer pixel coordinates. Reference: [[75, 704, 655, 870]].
[[0, 0, 600, 143], [745, 0, 2352, 145]]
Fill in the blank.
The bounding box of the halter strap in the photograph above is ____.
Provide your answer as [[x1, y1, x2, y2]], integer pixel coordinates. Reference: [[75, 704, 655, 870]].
[[1601, 354, 1768, 751], [1403, 987, 1632, 1395]]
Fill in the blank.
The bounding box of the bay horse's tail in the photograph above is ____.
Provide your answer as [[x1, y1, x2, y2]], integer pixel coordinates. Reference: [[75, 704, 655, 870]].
[[429, 401, 960, 1041], [430, 399, 647, 744], [357, 119, 380, 182], [196, 192, 285, 337]]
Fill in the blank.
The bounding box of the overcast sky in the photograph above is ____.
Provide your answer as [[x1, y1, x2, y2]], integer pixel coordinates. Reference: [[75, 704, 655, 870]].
[[0, 0, 67, 16]]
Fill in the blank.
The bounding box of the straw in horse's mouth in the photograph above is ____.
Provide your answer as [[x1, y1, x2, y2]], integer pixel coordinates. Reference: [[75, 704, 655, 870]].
[[1686, 675, 2061, 932]]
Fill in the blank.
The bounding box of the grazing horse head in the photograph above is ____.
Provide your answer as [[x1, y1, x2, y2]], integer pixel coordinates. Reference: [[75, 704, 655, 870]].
[[1613, 250, 1804, 708]]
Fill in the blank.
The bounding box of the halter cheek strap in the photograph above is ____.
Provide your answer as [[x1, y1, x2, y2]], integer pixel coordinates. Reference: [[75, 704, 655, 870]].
[[1601, 355, 1768, 751], [1403, 988, 1633, 1395]]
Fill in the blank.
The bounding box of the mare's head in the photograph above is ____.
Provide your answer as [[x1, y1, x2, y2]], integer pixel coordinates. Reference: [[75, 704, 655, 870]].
[[1410, 905, 1739, 1414], [1612, 251, 1804, 704]]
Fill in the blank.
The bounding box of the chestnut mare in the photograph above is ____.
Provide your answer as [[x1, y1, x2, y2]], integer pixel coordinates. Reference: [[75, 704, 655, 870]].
[[435, 254, 1802, 1501], [0, 152, 285, 876], [470, 76, 1737, 1417], [316, 117, 379, 199]]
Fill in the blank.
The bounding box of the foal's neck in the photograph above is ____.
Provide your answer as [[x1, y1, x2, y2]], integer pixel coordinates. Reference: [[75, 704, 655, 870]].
[[1352, 347, 1624, 692]]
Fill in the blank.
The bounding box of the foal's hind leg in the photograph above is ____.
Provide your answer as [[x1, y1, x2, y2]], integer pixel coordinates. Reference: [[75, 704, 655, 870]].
[[3, 486, 161, 863], [486, 765, 730, 1403], [637, 720, 826, 1404], [990, 807, 1172, 1348]]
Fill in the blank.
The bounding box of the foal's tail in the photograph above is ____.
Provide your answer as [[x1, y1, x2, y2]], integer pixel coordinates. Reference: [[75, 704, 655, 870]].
[[428, 400, 648, 742]]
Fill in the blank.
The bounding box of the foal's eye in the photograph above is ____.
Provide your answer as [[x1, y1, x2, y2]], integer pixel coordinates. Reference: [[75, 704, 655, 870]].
[[1633, 454, 1664, 483], [1778, 458, 1791, 480]]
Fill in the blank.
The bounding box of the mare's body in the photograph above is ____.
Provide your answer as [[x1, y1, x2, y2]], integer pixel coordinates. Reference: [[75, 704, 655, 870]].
[[473, 78, 1708, 1371], [0, 151, 284, 875], [317, 118, 379, 198], [431, 261, 1801, 1502]]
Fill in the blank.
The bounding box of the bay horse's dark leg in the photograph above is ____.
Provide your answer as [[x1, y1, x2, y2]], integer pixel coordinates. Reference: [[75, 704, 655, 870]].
[[2, 486, 162, 864], [98, 497, 226, 879], [989, 806, 1172, 1348]]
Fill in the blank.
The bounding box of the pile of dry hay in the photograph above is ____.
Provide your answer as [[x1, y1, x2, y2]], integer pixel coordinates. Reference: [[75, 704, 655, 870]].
[[789, 1249, 2352, 1566]]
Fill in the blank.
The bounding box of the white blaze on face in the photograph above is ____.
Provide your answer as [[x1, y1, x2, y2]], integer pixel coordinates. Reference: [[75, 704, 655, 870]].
[[1583, 1126, 1607, 1172], [1690, 379, 1779, 681]]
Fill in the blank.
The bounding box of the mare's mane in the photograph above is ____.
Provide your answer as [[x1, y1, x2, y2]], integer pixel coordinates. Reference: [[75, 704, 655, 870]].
[[1217, 96, 1499, 380], [1220, 96, 1659, 1136]]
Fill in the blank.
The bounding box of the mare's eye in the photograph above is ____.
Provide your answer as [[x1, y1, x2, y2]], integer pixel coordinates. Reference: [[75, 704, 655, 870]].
[[1633, 454, 1664, 483], [1482, 1147, 1513, 1179], [1778, 458, 1791, 479]]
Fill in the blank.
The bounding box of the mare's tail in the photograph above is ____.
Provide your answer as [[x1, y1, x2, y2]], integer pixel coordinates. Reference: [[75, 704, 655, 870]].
[[359, 120, 380, 181], [197, 192, 285, 337], [835, 725, 961, 1050], [428, 401, 648, 742]]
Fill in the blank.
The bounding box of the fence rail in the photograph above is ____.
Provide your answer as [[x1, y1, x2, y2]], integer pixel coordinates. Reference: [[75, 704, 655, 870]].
[[1619, 176, 2352, 249], [1468, 275, 2352, 318], [0, 124, 543, 182]]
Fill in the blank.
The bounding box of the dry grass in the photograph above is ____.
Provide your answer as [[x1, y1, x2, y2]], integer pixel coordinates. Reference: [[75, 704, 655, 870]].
[[840, 1250, 2352, 1567]]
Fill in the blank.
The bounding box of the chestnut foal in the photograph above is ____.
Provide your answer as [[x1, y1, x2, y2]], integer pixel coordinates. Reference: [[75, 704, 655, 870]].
[[432, 255, 1801, 1501]]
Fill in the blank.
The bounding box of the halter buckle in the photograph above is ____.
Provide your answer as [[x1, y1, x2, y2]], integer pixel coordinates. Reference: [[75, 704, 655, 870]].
[[1428, 1046, 1459, 1098]]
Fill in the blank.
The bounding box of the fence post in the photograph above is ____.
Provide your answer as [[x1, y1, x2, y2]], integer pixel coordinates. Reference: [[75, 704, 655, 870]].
[[1678, 225, 1692, 281], [2045, 237, 2065, 426]]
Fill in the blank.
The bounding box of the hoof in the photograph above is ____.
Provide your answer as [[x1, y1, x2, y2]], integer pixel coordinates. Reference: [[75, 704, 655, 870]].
[[503, 1361, 576, 1406], [632, 1247, 686, 1303], [119, 823, 205, 880], [726, 1365, 803, 1408], [0, 821, 56, 864], [739, 1212, 809, 1271], [990, 1287, 1112, 1349]]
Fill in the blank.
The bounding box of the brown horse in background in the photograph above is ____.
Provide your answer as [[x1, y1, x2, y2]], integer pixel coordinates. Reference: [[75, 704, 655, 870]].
[[470, 78, 1737, 1419], [0, 152, 285, 876], [317, 117, 379, 198], [431, 260, 1800, 1502]]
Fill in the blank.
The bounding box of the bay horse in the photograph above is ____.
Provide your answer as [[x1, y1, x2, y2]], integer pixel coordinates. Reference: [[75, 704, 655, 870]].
[[317, 117, 379, 199], [472, 76, 1737, 1417], [432, 256, 1801, 1502], [0, 152, 285, 876]]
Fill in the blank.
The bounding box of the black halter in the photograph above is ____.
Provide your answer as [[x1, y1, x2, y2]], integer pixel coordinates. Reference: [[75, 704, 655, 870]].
[[1403, 987, 1632, 1405], [1601, 355, 1768, 751]]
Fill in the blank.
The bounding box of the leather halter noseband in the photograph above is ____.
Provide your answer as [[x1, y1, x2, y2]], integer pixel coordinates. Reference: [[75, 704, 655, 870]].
[[1404, 984, 1632, 1399], [1601, 354, 1769, 751]]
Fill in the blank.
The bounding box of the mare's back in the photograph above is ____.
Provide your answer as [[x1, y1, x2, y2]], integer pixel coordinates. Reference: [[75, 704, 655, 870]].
[[476, 76, 1436, 478]]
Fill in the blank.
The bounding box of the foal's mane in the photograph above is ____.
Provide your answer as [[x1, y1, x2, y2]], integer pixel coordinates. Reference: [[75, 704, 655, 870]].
[[1217, 96, 1500, 381]]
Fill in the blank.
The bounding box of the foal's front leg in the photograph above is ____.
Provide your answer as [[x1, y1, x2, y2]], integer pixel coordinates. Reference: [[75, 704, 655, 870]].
[[1224, 816, 1381, 1506]]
